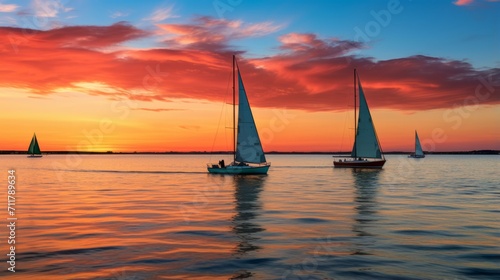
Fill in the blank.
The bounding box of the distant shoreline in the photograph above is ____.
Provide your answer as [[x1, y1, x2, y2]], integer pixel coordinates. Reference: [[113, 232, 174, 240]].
[[2, 150, 498, 155]]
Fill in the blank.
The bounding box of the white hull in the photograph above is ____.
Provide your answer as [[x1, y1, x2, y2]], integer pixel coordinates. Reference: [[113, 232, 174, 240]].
[[207, 163, 270, 175]]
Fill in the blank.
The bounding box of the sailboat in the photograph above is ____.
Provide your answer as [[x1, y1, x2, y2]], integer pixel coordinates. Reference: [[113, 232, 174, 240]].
[[334, 69, 386, 168], [27, 133, 43, 158], [207, 55, 270, 175], [408, 130, 425, 158]]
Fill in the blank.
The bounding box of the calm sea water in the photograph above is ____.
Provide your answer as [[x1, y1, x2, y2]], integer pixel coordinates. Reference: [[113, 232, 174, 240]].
[[0, 154, 499, 280]]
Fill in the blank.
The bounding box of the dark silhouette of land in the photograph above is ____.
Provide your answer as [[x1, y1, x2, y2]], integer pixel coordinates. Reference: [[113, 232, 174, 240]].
[[0, 150, 498, 155]]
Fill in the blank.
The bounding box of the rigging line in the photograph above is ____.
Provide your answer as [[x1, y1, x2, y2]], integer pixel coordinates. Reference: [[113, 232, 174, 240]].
[[209, 66, 232, 162], [225, 60, 233, 154], [339, 82, 354, 154], [339, 102, 350, 153]]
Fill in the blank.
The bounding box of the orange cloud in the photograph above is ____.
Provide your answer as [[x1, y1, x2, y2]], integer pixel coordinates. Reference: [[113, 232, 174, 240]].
[[0, 20, 498, 114], [248, 36, 500, 111]]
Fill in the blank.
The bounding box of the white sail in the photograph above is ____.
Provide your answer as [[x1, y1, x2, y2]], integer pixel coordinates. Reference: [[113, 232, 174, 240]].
[[235, 69, 267, 164], [351, 80, 383, 159], [415, 131, 424, 157]]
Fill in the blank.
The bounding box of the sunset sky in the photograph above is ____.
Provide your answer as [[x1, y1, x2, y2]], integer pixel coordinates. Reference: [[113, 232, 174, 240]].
[[0, 0, 499, 152]]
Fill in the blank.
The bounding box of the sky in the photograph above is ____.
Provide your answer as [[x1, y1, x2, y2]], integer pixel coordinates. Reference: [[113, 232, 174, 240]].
[[0, 0, 499, 152]]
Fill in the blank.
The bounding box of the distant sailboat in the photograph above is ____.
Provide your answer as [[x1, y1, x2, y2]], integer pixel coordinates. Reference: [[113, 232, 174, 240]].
[[27, 133, 43, 158], [207, 55, 270, 175], [334, 69, 386, 168], [408, 130, 425, 158]]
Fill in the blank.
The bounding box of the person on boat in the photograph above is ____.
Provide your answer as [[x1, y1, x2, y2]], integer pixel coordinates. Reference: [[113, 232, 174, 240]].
[[219, 159, 225, 168], [358, 157, 362, 161]]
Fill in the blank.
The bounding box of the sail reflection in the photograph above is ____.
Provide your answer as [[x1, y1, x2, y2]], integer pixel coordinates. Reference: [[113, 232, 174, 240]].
[[231, 175, 266, 255], [350, 169, 382, 255], [229, 175, 266, 279]]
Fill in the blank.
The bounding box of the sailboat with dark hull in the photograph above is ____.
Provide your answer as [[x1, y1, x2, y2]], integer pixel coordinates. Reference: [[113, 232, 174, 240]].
[[207, 55, 270, 175], [27, 133, 43, 158], [408, 130, 425, 158], [334, 69, 386, 168]]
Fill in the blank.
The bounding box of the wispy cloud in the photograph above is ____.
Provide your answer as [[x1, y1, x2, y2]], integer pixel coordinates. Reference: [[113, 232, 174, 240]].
[[111, 11, 129, 19], [279, 33, 362, 56], [133, 107, 183, 112], [454, 0, 475, 5], [32, 0, 60, 17], [0, 3, 18, 12], [454, 0, 500, 5], [178, 125, 200, 130], [157, 16, 285, 51], [40, 21, 149, 48], [32, 0, 71, 18], [0, 15, 16, 25], [145, 6, 178, 23]]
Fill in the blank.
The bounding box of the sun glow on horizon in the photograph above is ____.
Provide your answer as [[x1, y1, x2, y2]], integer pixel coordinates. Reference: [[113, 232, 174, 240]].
[[0, 1, 498, 153]]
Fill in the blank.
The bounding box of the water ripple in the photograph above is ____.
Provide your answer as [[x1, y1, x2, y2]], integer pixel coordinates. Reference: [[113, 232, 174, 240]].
[[23, 246, 123, 260]]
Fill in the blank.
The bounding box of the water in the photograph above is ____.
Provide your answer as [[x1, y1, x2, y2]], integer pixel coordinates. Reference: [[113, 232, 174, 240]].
[[0, 154, 499, 279]]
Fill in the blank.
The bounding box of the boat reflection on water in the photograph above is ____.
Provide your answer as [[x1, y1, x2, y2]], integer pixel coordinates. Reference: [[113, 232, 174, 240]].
[[350, 169, 382, 255], [230, 175, 266, 279]]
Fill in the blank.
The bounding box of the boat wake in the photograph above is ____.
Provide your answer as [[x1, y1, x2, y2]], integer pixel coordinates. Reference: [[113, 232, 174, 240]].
[[40, 168, 207, 174], [273, 165, 332, 169]]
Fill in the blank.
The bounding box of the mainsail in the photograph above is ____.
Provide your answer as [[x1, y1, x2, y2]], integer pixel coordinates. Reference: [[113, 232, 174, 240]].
[[234, 69, 266, 164], [415, 131, 424, 157], [351, 79, 383, 159]]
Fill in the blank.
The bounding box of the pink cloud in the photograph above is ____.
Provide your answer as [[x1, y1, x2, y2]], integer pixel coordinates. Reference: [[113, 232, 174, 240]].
[[144, 6, 178, 22], [157, 16, 283, 51], [454, 0, 475, 5], [0, 4, 18, 12]]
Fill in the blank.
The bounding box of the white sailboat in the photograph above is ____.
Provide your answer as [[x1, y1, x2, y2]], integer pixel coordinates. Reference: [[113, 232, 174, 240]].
[[207, 55, 270, 175], [408, 130, 425, 158], [334, 69, 386, 168]]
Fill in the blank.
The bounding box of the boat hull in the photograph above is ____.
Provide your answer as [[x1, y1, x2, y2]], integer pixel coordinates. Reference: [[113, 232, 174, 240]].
[[334, 159, 385, 169], [27, 154, 43, 158], [207, 164, 270, 175], [408, 154, 425, 158]]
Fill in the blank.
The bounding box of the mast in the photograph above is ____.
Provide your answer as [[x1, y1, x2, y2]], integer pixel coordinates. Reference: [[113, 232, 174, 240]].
[[353, 68, 357, 158], [415, 130, 417, 154], [33, 134, 37, 155], [232, 55, 236, 162]]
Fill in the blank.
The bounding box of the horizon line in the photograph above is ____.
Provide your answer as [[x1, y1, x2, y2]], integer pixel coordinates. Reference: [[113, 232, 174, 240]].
[[1, 150, 498, 155]]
